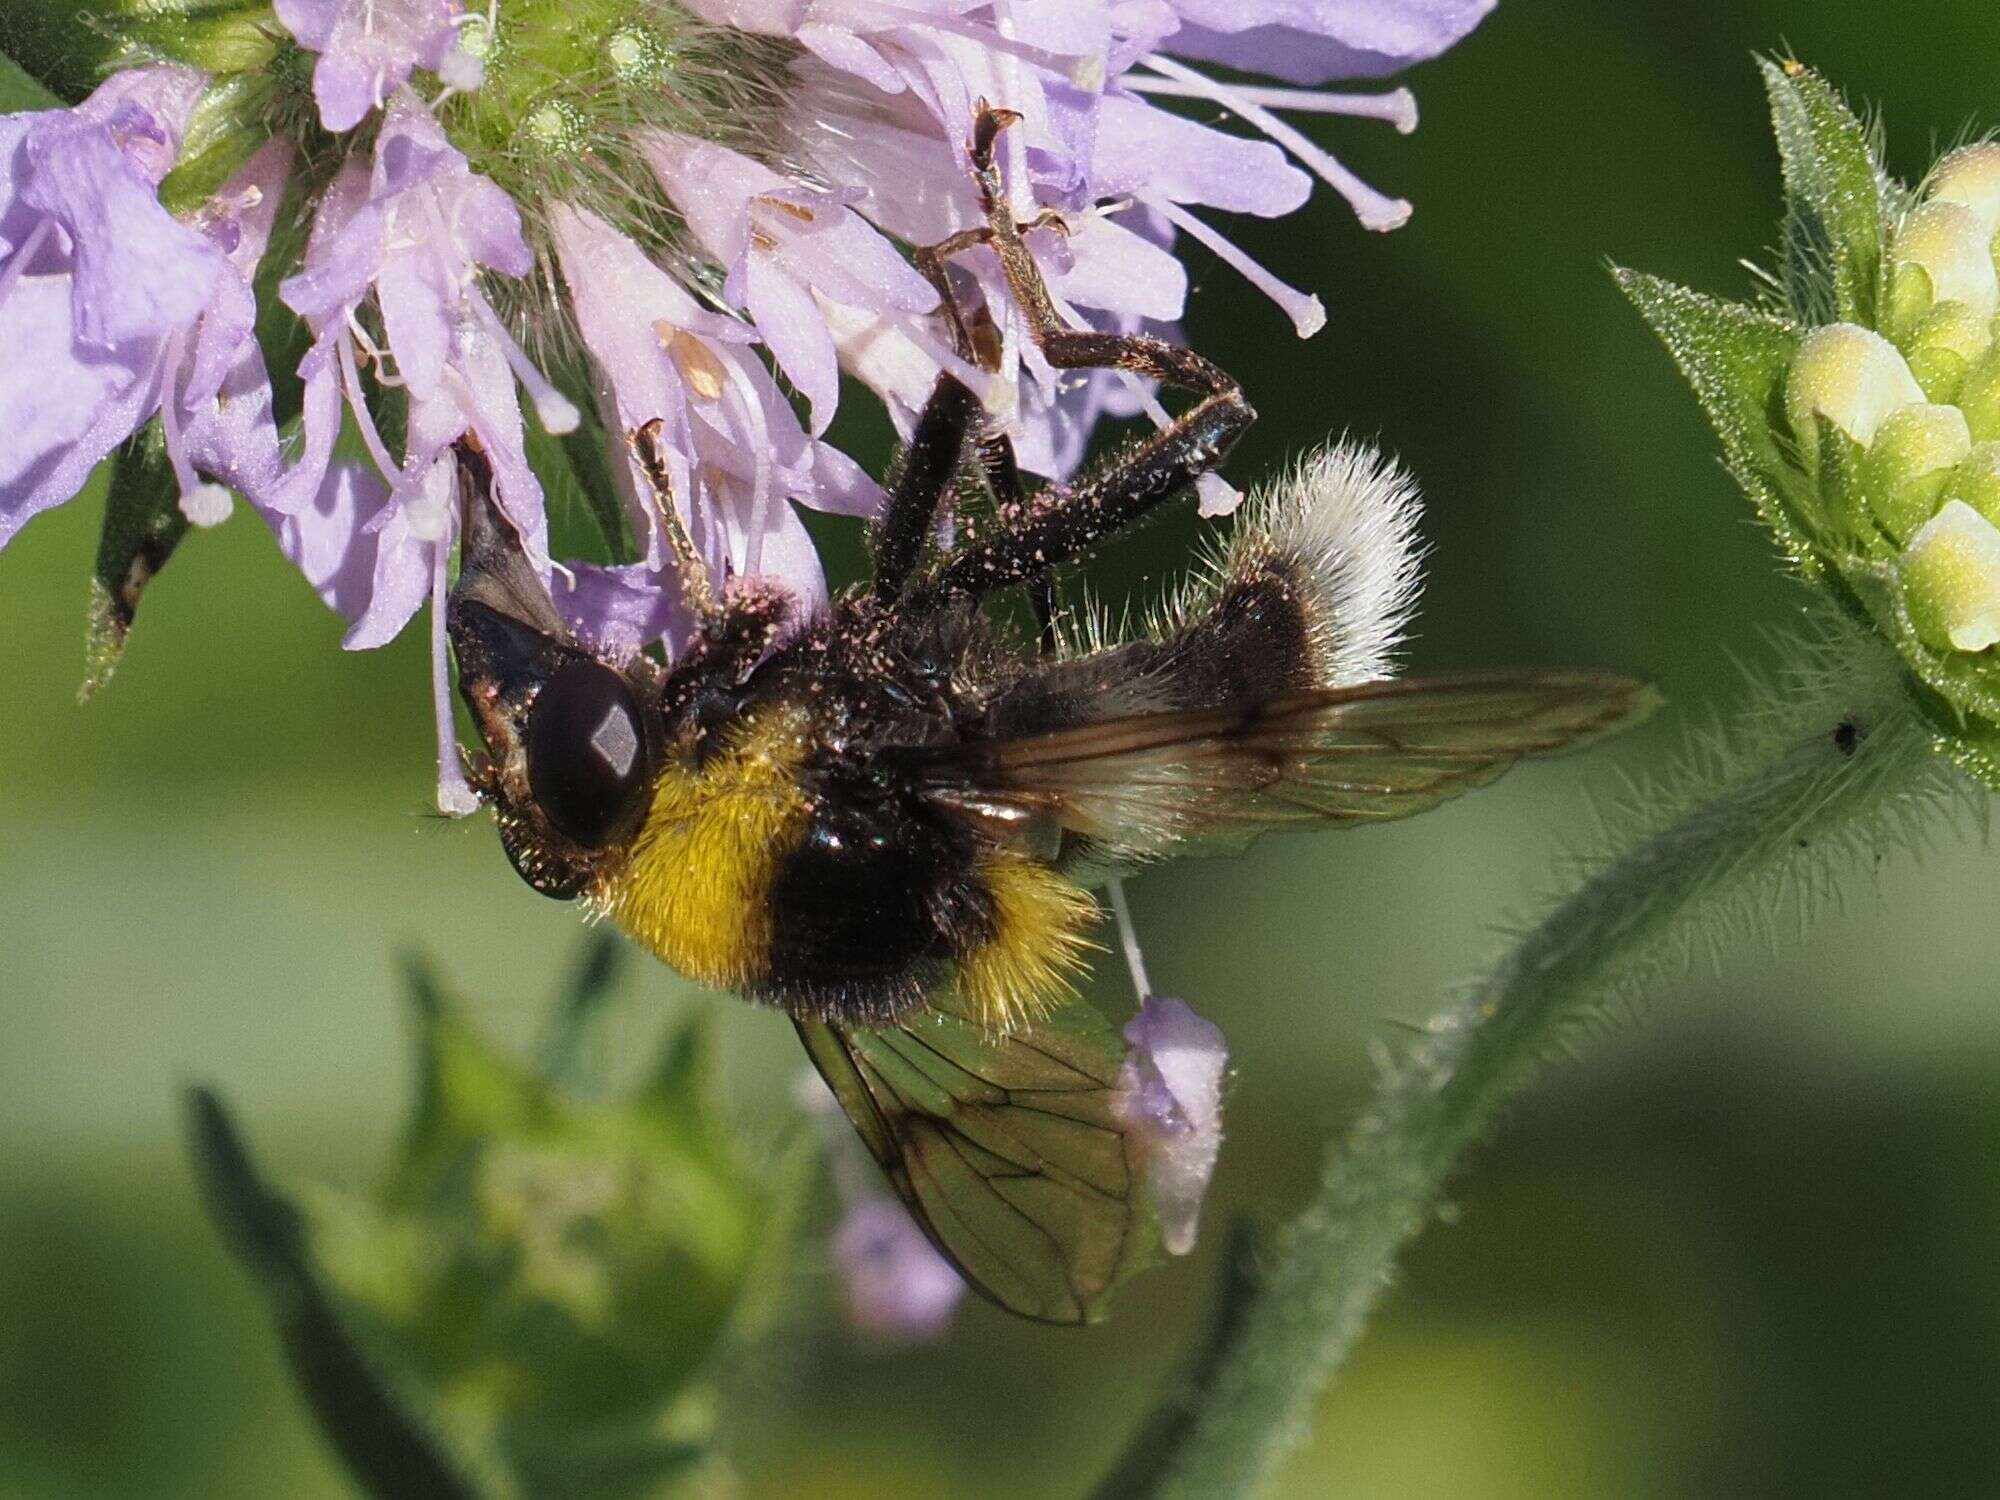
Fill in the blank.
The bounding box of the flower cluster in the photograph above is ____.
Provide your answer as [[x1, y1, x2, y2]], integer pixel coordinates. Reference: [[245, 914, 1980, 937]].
[[1, 0, 1491, 806], [1622, 59, 2000, 786], [187, 951, 782, 1493]]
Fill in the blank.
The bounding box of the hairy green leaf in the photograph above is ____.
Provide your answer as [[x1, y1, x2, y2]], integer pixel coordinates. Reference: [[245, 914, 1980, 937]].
[[184, 1088, 493, 1500], [83, 425, 190, 701], [1761, 57, 1886, 326], [1614, 270, 1820, 569]]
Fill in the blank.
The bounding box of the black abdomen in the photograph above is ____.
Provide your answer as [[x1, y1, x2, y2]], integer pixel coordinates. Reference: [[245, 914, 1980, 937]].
[[761, 784, 992, 1022]]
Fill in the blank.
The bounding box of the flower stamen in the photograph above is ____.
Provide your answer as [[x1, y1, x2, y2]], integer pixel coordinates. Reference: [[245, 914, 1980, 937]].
[[1136, 55, 1414, 232]]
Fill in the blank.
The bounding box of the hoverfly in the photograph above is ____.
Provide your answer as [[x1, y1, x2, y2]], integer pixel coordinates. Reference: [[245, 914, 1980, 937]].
[[447, 105, 1652, 1323]]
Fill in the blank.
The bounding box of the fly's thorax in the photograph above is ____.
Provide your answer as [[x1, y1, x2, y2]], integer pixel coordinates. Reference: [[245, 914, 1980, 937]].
[[600, 704, 815, 994]]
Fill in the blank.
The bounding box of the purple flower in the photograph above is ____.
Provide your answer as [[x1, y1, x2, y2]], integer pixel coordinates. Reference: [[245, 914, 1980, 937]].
[[273, 0, 483, 133], [276, 94, 566, 813], [0, 65, 225, 544], [643, 131, 943, 436], [831, 1195, 967, 1343], [1115, 996, 1228, 1256], [550, 202, 881, 617], [1164, 0, 1495, 85], [0, 0, 1491, 810]]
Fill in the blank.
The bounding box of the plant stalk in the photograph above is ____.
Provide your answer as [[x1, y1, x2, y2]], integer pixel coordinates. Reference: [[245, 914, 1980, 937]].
[[1110, 625, 1971, 1500]]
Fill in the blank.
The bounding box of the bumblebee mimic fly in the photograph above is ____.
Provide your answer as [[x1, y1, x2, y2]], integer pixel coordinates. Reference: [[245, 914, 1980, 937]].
[[447, 105, 1653, 1323]]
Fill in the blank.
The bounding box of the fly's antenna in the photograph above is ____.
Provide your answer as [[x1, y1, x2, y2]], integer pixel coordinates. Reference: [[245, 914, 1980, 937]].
[[628, 420, 719, 618]]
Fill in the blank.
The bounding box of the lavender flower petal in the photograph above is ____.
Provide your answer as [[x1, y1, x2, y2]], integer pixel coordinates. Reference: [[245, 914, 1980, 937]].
[[1115, 995, 1228, 1256], [554, 562, 699, 659], [0, 276, 164, 541], [1166, 0, 1496, 84], [832, 1195, 966, 1342], [274, 0, 466, 132]]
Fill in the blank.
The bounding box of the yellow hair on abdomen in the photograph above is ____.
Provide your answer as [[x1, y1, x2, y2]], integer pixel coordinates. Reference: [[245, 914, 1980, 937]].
[[956, 853, 1100, 1031], [601, 709, 811, 992]]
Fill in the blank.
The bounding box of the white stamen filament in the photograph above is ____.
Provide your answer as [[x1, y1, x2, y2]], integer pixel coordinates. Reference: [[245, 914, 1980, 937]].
[[336, 328, 407, 485], [1123, 76, 1419, 135], [1105, 877, 1154, 1002], [430, 537, 481, 816], [715, 346, 777, 576], [154, 334, 234, 525], [1137, 55, 1414, 232], [1148, 199, 1328, 338], [345, 307, 405, 387], [471, 289, 580, 433]]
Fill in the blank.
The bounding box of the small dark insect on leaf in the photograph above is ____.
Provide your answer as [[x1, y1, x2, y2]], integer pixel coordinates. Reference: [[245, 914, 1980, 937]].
[[1832, 717, 1861, 756]]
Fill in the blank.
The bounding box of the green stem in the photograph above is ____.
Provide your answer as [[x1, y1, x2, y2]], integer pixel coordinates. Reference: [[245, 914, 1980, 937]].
[[1113, 621, 1973, 1500]]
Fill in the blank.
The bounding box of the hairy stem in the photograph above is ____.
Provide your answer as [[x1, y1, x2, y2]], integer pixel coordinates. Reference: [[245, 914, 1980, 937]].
[[1110, 620, 1975, 1500]]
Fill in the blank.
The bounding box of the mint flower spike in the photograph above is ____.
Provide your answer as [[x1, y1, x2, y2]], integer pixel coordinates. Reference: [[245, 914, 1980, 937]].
[[187, 944, 798, 1500], [0, 1, 1490, 805], [1617, 58, 2000, 787]]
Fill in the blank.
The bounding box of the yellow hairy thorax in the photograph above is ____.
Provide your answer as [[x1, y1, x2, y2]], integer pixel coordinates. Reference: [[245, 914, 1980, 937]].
[[602, 708, 812, 991], [956, 851, 1100, 1031]]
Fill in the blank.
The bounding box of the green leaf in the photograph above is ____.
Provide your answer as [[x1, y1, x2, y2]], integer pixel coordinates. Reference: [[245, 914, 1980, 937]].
[[158, 71, 278, 216], [83, 424, 191, 701], [0, 2, 119, 101], [1760, 56, 1886, 326], [183, 1088, 494, 1500], [527, 404, 635, 566], [1614, 270, 1823, 570], [561, 411, 638, 562], [798, 991, 1161, 1325], [99, 1, 284, 76], [534, 930, 629, 1091], [389, 955, 558, 1206], [0, 35, 59, 108]]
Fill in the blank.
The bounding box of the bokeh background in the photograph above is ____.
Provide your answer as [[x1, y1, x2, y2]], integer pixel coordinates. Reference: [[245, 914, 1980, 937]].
[[7, 4, 2000, 1496]]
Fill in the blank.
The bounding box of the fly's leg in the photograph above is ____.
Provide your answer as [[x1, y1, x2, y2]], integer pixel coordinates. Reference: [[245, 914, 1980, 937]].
[[875, 212, 1068, 603], [920, 102, 1256, 599]]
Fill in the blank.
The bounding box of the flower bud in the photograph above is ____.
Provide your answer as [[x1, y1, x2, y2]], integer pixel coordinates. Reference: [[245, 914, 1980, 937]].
[[1939, 442, 2000, 529], [832, 1197, 966, 1342], [1893, 202, 2000, 322], [1953, 348, 2000, 442], [1900, 299, 1993, 404], [1112, 997, 1227, 1257], [1786, 323, 1925, 469], [1929, 142, 2000, 240], [1859, 402, 1972, 542], [1902, 499, 2000, 652]]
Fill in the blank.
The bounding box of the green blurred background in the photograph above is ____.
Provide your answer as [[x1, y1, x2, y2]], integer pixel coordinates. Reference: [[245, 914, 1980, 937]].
[[7, 4, 2000, 1496]]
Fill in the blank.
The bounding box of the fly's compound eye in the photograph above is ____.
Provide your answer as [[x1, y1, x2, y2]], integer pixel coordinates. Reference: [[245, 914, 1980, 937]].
[[525, 659, 651, 849]]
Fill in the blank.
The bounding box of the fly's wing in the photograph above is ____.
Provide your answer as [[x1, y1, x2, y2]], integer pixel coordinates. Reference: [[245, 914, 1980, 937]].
[[796, 992, 1157, 1325], [907, 671, 1656, 865]]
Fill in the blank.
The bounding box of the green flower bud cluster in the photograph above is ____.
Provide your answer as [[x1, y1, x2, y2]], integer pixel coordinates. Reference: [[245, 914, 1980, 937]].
[[188, 944, 805, 1500], [1621, 58, 2000, 786]]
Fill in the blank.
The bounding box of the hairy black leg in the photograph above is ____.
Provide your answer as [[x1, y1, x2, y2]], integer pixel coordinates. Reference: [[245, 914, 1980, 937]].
[[919, 104, 1256, 599], [874, 232, 1041, 602], [871, 373, 981, 602]]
